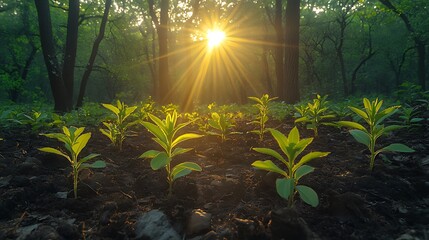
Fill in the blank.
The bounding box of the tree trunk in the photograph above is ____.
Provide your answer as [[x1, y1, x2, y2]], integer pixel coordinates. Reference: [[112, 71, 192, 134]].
[[158, 0, 171, 104], [62, 0, 79, 111], [76, 0, 111, 108], [34, 0, 68, 112], [283, 0, 300, 103], [274, 0, 284, 98]]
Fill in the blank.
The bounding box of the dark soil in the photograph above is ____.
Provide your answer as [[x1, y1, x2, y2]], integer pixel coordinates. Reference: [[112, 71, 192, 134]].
[[0, 119, 428, 239]]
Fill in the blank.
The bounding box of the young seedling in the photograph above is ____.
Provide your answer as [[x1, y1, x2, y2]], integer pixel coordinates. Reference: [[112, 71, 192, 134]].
[[294, 95, 335, 137], [337, 98, 415, 171], [207, 112, 236, 142], [100, 100, 138, 151], [248, 94, 278, 141], [39, 126, 106, 198], [140, 111, 203, 197], [395, 106, 424, 130], [252, 127, 330, 207]]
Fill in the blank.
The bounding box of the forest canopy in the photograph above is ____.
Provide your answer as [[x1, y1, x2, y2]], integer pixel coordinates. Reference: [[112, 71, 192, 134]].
[[0, 0, 428, 111]]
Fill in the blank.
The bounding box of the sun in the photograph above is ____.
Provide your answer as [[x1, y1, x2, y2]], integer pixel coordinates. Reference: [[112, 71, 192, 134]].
[[207, 29, 225, 48]]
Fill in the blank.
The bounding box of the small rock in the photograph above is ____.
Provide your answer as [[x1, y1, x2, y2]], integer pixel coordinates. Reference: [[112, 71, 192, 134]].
[[135, 210, 180, 240], [16, 224, 40, 240], [55, 192, 68, 199], [186, 209, 212, 236]]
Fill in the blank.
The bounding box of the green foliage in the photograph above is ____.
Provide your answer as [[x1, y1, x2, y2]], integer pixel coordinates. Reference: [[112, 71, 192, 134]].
[[294, 95, 335, 137], [12, 110, 50, 132], [100, 100, 138, 151], [139, 111, 203, 197], [267, 101, 294, 121], [39, 126, 105, 198], [160, 103, 180, 117], [207, 112, 236, 142], [184, 111, 210, 133], [252, 127, 330, 207], [139, 96, 156, 120], [393, 105, 425, 130], [395, 82, 429, 106], [337, 98, 415, 171], [248, 94, 278, 141]]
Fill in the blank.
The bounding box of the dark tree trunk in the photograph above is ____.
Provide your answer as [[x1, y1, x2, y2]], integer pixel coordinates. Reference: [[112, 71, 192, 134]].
[[76, 0, 111, 108], [283, 0, 300, 103], [34, 0, 68, 112], [62, 0, 80, 111], [274, 0, 284, 98], [148, 0, 171, 104], [158, 0, 171, 104]]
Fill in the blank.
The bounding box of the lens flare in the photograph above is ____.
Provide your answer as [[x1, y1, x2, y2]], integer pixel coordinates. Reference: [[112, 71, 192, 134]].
[[207, 29, 225, 48]]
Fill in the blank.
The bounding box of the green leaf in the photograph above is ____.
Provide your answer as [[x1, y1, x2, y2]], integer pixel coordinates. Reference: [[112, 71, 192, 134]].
[[380, 143, 415, 153], [337, 121, 366, 131], [294, 151, 330, 172], [294, 117, 308, 123], [84, 160, 106, 169], [276, 178, 294, 200], [383, 125, 403, 133], [294, 165, 314, 181], [296, 185, 319, 207], [139, 150, 161, 159], [251, 160, 287, 177], [348, 106, 368, 120], [39, 147, 71, 162], [150, 152, 170, 170], [172, 133, 202, 149], [268, 128, 288, 155], [171, 147, 193, 157], [252, 147, 286, 164], [288, 127, 300, 144], [102, 103, 120, 115], [171, 162, 202, 181], [73, 132, 91, 158], [141, 121, 167, 143], [80, 153, 100, 164], [349, 129, 370, 146]]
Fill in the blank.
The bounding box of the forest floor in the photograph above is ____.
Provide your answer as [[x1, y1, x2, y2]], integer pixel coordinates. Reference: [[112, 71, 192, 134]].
[[0, 118, 428, 240]]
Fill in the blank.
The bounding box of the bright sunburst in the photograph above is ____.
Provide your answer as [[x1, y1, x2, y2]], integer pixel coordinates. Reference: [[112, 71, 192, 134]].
[[207, 29, 225, 48]]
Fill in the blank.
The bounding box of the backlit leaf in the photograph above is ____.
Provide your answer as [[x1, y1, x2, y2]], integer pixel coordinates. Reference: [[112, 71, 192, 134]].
[[251, 160, 287, 177], [252, 147, 286, 164]]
